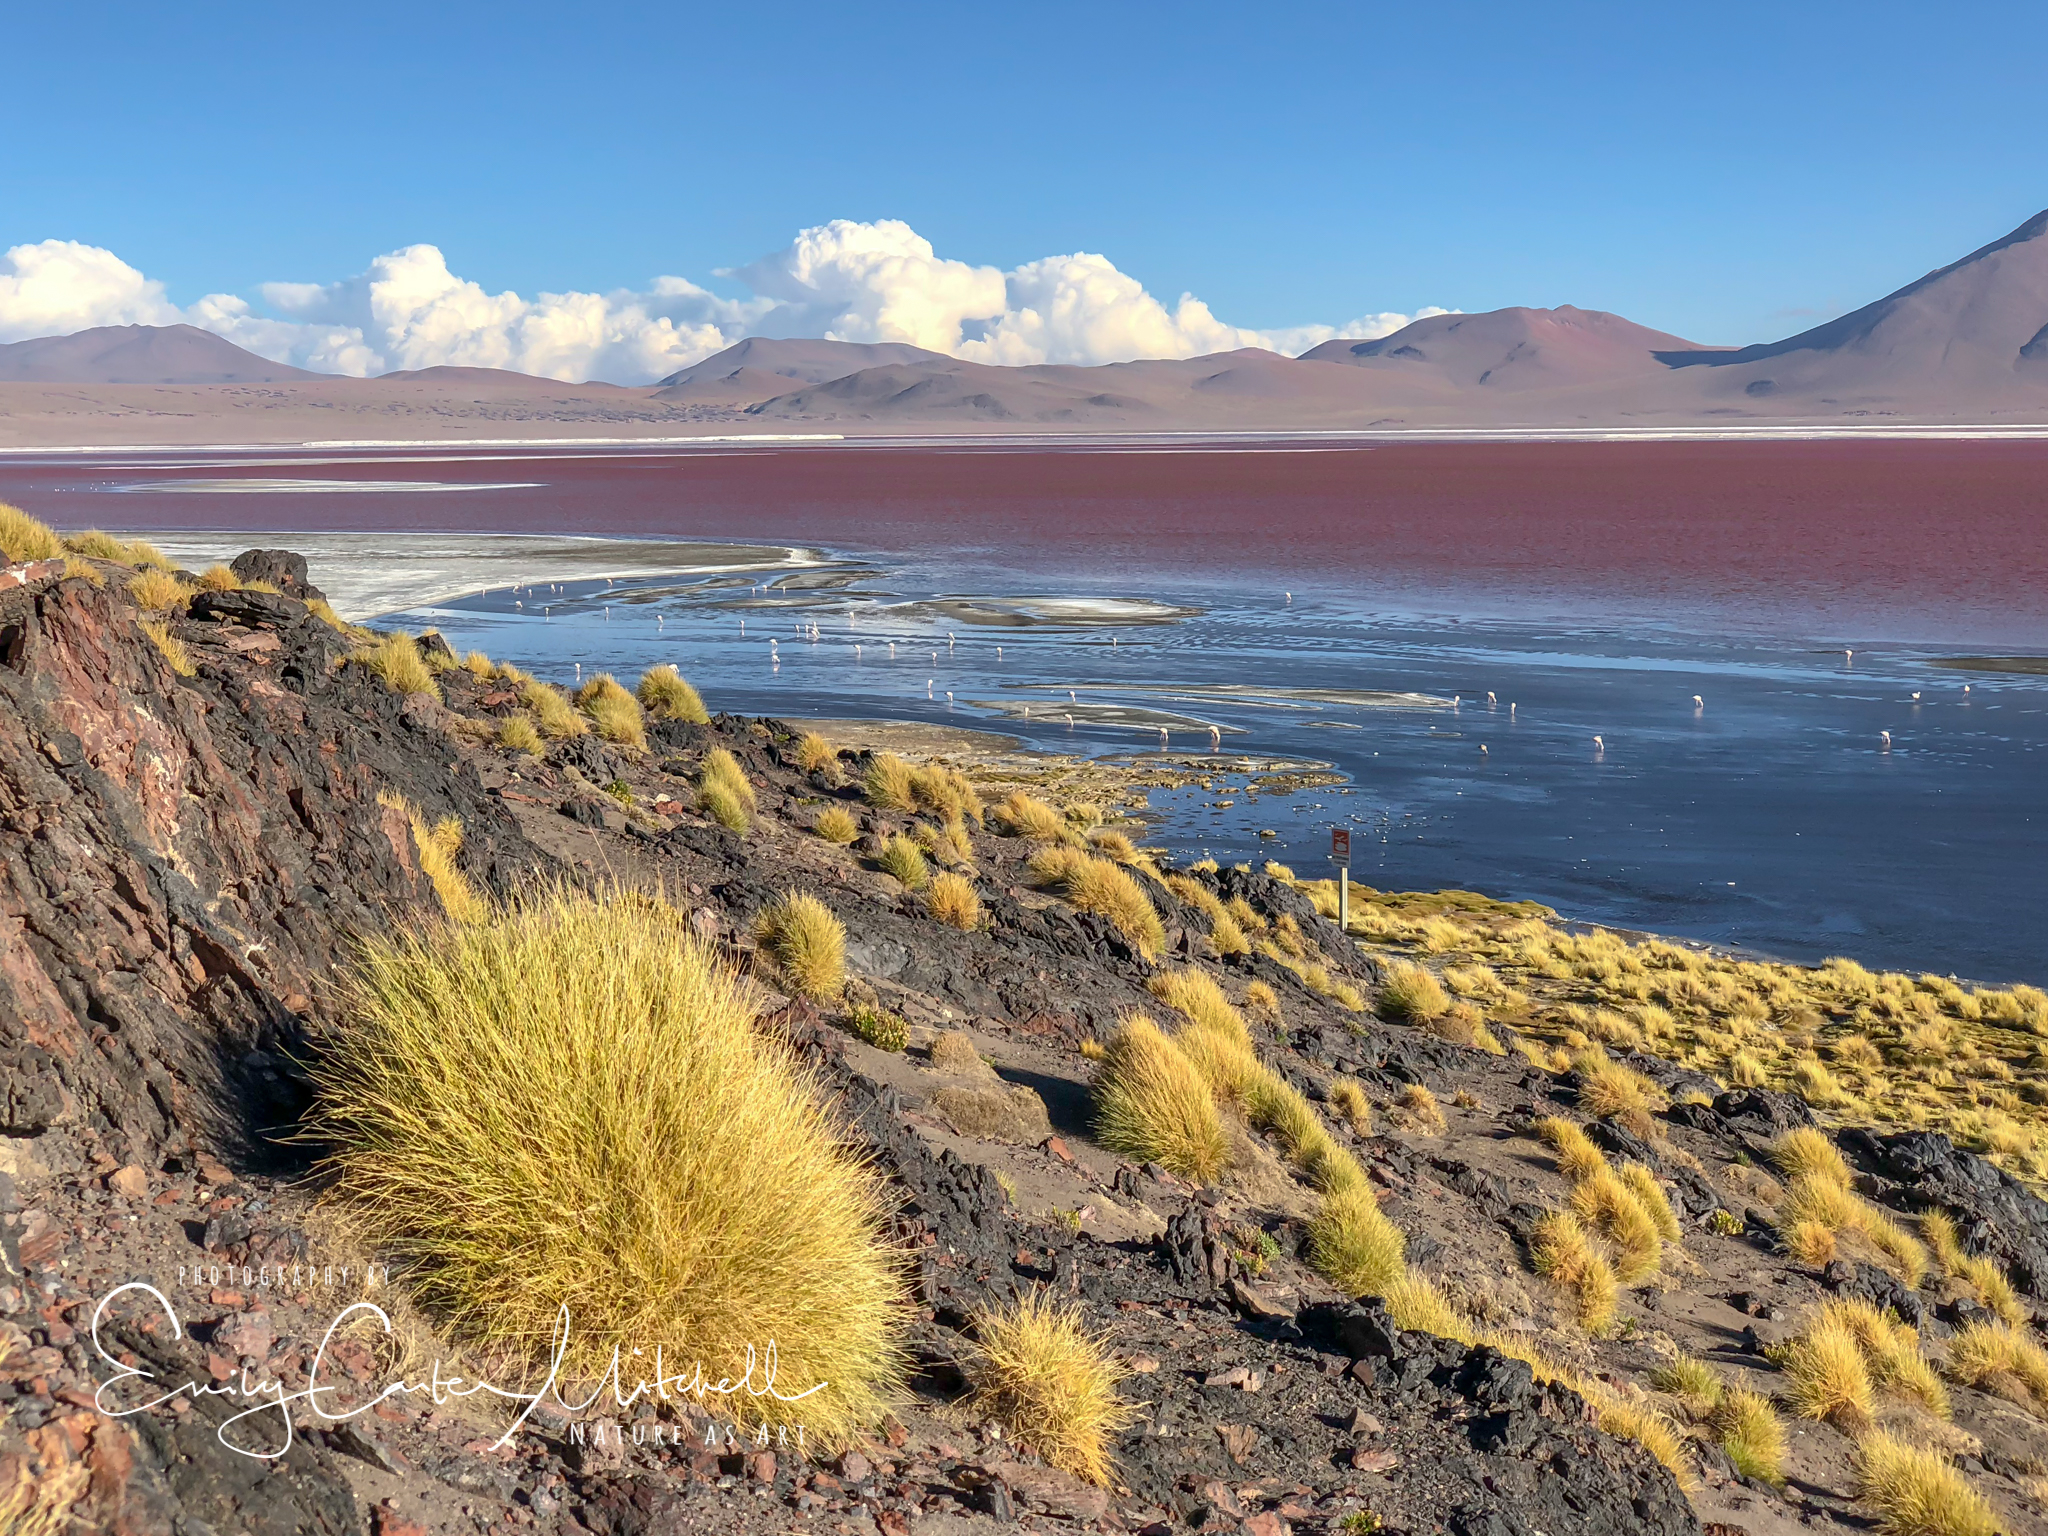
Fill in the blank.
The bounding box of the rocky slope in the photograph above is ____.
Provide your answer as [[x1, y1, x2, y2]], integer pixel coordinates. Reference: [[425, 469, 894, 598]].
[[3, 552, 2045, 1535]]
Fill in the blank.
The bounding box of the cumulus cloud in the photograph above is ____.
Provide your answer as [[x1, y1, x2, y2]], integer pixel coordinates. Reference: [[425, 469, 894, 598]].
[[0, 223, 1450, 381]]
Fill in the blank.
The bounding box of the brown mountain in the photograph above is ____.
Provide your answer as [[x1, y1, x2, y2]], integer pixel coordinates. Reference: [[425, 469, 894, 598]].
[[652, 337, 952, 403], [0, 323, 322, 384], [1301, 306, 1717, 390]]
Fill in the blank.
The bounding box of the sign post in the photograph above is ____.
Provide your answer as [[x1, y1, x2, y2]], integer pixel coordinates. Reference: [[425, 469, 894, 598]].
[[1330, 827, 1351, 931]]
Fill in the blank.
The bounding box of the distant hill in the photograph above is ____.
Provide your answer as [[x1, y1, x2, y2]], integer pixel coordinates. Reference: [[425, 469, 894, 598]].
[[652, 337, 952, 404], [1302, 306, 1716, 389], [0, 323, 324, 384]]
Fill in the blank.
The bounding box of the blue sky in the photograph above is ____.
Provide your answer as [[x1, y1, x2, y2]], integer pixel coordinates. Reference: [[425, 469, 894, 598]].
[[6, 0, 2045, 363]]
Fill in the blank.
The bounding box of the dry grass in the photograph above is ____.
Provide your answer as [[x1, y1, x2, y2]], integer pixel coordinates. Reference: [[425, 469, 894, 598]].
[[0, 1458, 88, 1536], [1925, 1212, 2026, 1324], [1570, 1168, 1664, 1284], [968, 1291, 1131, 1485], [699, 748, 755, 832], [1536, 1116, 1609, 1181], [795, 732, 839, 775], [140, 618, 196, 677], [815, 806, 859, 844], [1244, 979, 1279, 1014], [1650, 1352, 1723, 1418], [521, 679, 588, 739], [462, 650, 495, 678], [1853, 1432, 2002, 1536], [864, 751, 918, 811], [1773, 1127, 1852, 1186], [755, 892, 846, 1000], [313, 886, 906, 1444], [1092, 1014, 1231, 1181], [1029, 846, 1165, 958], [355, 631, 440, 699], [497, 715, 544, 755], [195, 562, 243, 591], [925, 872, 983, 930], [993, 790, 1071, 841], [1088, 828, 1138, 862], [1781, 1317, 1877, 1432], [637, 663, 709, 723], [1309, 1184, 1408, 1298], [1575, 1047, 1661, 1117], [1788, 1220, 1840, 1265], [1328, 1078, 1373, 1135], [1619, 1163, 1683, 1242], [1399, 1082, 1447, 1134], [1947, 1320, 2048, 1417], [876, 834, 930, 890], [128, 567, 191, 611], [1532, 1211, 1618, 1332], [0, 502, 64, 561], [1713, 1388, 1787, 1487], [1780, 1173, 1930, 1288], [1379, 960, 1452, 1021], [1209, 910, 1251, 955], [574, 674, 648, 749], [1147, 967, 1244, 1037]]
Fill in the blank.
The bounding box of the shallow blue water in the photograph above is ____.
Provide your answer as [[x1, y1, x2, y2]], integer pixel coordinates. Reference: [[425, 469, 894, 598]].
[[390, 546, 2047, 986]]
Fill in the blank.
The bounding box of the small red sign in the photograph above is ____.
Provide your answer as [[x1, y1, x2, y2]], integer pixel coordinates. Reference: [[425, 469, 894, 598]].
[[1330, 827, 1351, 862]]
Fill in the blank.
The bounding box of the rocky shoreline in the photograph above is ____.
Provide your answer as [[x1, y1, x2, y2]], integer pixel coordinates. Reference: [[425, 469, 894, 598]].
[[3, 546, 2046, 1536]]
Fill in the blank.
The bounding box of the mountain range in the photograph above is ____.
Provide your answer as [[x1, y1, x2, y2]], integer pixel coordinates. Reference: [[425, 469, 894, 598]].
[[1, 209, 2043, 442]]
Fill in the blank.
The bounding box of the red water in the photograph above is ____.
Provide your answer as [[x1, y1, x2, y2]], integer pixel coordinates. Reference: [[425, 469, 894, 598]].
[[13, 438, 2048, 645]]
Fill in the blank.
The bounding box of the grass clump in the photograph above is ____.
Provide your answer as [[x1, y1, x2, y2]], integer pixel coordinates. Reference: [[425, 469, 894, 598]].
[[1531, 1211, 1617, 1332], [1713, 1388, 1787, 1486], [1309, 1184, 1407, 1298], [140, 618, 196, 677], [968, 1291, 1131, 1485], [1772, 1126, 1852, 1186], [794, 731, 839, 775], [1398, 1082, 1447, 1134], [1329, 1078, 1373, 1135], [314, 887, 906, 1443], [1649, 1352, 1723, 1418], [876, 834, 930, 890], [0, 503, 64, 561], [636, 663, 708, 723], [1571, 1168, 1665, 1283], [1029, 846, 1165, 959], [1853, 1432, 2002, 1536], [128, 567, 191, 612], [1536, 1116, 1608, 1181], [755, 892, 846, 1000], [462, 650, 495, 678], [1781, 1316, 1876, 1432], [1925, 1212, 2025, 1324], [1092, 1015, 1230, 1182], [1947, 1319, 2048, 1417], [1244, 979, 1279, 1014], [925, 872, 982, 930], [195, 562, 243, 591], [863, 751, 918, 811], [1147, 967, 1245, 1038], [698, 748, 755, 832], [520, 679, 588, 739], [1619, 1163, 1682, 1242], [574, 674, 647, 749], [815, 806, 859, 844], [1378, 959, 1451, 1021], [847, 1004, 909, 1053], [355, 631, 440, 700], [993, 790, 1070, 841], [1575, 1047, 1661, 1118], [63, 529, 163, 566], [498, 715, 543, 755]]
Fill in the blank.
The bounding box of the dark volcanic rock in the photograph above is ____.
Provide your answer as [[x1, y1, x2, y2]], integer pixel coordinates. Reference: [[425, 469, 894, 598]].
[[188, 588, 309, 628], [1841, 1126, 2048, 1297], [229, 547, 325, 601]]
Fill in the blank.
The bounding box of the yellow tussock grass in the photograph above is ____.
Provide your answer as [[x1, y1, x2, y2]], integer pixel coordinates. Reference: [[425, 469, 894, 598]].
[[1773, 1126, 1852, 1185], [1309, 1184, 1408, 1299], [876, 834, 930, 890], [1262, 859, 1295, 881], [63, 555, 107, 586], [520, 679, 587, 738], [1649, 1352, 1723, 1418], [1532, 1211, 1617, 1332], [1817, 1298, 1949, 1418], [0, 502, 64, 561], [1574, 1047, 1661, 1117], [994, 790, 1070, 840], [1379, 959, 1452, 1021], [1209, 911, 1250, 956], [1091, 1015, 1230, 1181], [128, 567, 191, 611], [1619, 1164, 1683, 1242], [636, 663, 708, 723], [701, 747, 756, 809], [1713, 1388, 1787, 1486], [1925, 1212, 2026, 1324], [355, 632, 440, 699], [1399, 1082, 1447, 1134], [968, 1291, 1131, 1485], [794, 731, 838, 774], [1788, 1220, 1840, 1265], [1854, 1432, 2001, 1536], [315, 887, 906, 1443], [755, 891, 846, 1000], [1244, 978, 1279, 1014], [574, 674, 647, 749], [497, 715, 543, 755], [925, 872, 982, 930], [462, 650, 495, 678], [1029, 846, 1164, 958], [378, 792, 484, 922], [863, 751, 918, 811], [1329, 1078, 1373, 1135], [1570, 1168, 1664, 1284], [1536, 1117, 1609, 1181], [195, 562, 243, 591], [815, 806, 859, 844], [1148, 967, 1246, 1039], [140, 618, 196, 677], [1383, 1270, 1466, 1336], [1948, 1320, 2048, 1417], [1782, 1317, 1876, 1432], [1088, 828, 1137, 862]]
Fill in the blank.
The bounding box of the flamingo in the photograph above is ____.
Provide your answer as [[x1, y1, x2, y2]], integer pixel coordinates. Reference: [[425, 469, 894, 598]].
[[1692, 695, 1703, 708], [1880, 730, 1892, 748], [1209, 725, 1222, 749], [1487, 691, 1497, 704], [1911, 691, 1921, 701], [997, 646, 1004, 659], [1479, 744, 1489, 754], [1593, 735, 1604, 750]]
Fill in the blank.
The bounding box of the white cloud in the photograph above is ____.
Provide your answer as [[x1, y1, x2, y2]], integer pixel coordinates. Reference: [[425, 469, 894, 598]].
[[0, 223, 1449, 380], [0, 239, 180, 342]]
